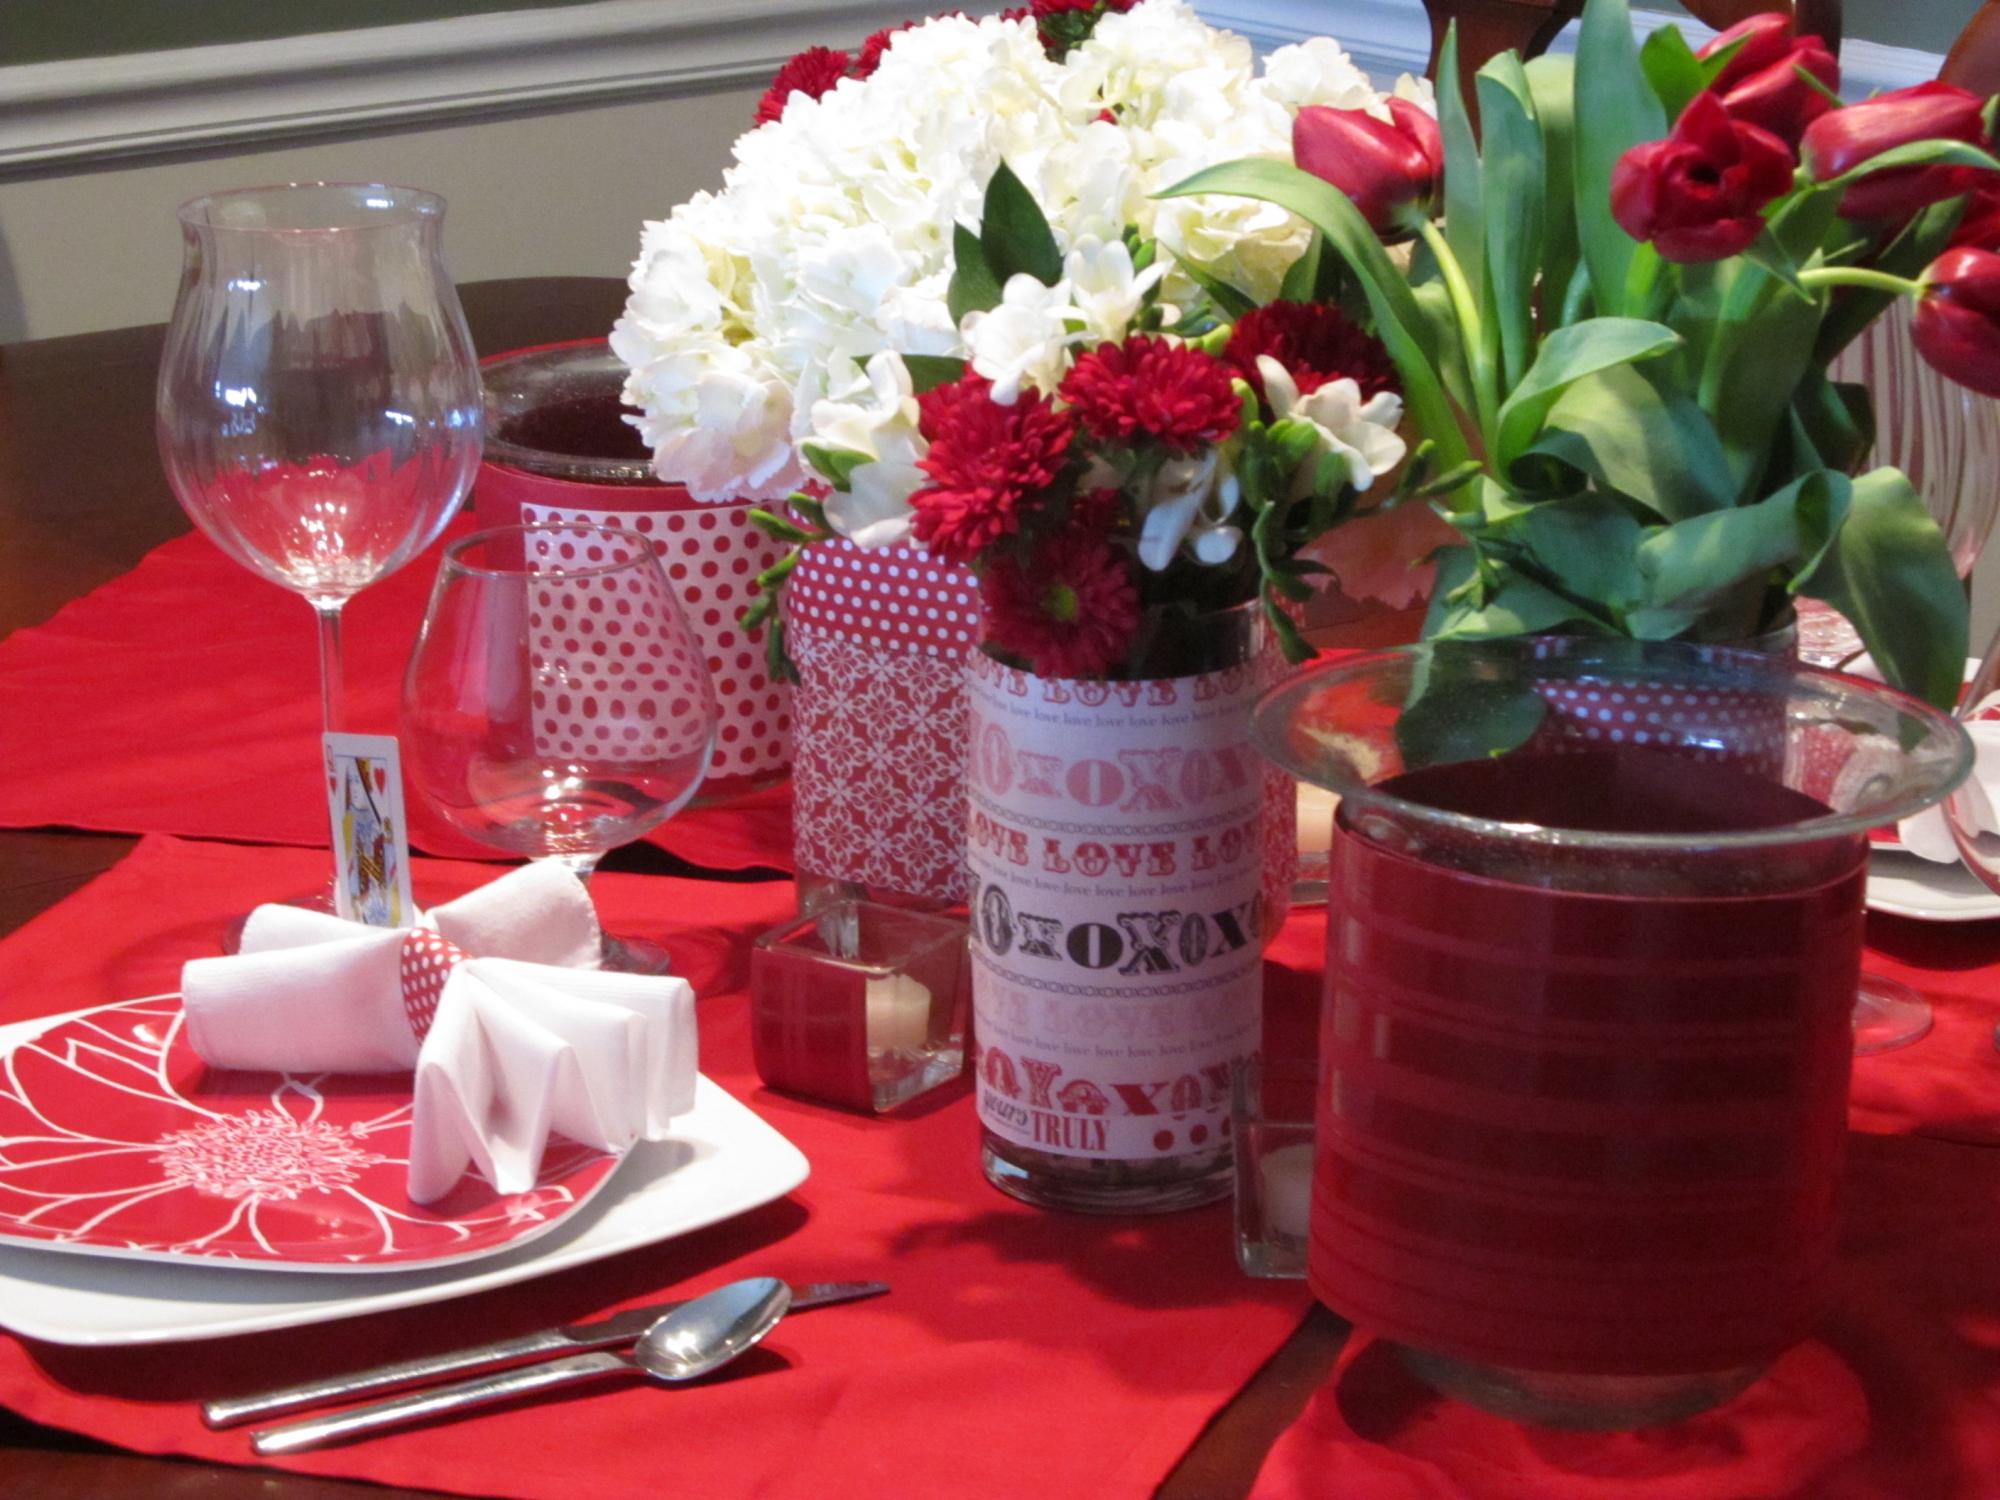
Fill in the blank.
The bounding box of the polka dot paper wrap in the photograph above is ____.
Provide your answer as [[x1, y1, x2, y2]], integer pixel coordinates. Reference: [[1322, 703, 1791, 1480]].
[[475, 466, 791, 795], [964, 650, 1270, 1167], [784, 540, 981, 904]]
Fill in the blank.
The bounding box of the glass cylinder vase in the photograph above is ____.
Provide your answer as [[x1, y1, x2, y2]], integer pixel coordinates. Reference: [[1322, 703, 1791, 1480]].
[[968, 603, 1280, 1213], [1255, 638, 1970, 1429]]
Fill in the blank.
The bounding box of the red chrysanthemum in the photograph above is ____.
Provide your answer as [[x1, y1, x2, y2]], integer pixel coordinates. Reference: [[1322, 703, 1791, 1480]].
[[981, 530, 1141, 679], [754, 47, 851, 126], [1058, 336, 1241, 454], [853, 23, 910, 78], [911, 376, 1076, 562], [1224, 302, 1398, 401]]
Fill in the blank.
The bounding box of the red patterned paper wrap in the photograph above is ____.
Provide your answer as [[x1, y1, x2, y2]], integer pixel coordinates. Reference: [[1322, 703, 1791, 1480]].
[[785, 540, 981, 903], [474, 465, 791, 795], [1313, 821, 1867, 1376]]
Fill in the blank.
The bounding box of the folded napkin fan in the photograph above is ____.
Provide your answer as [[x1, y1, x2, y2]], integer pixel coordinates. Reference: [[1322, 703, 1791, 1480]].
[[181, 864, 697, 1203]]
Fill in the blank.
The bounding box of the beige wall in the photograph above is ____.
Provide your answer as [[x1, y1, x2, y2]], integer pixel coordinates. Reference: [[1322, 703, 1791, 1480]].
[[0, 84, 760, 343]]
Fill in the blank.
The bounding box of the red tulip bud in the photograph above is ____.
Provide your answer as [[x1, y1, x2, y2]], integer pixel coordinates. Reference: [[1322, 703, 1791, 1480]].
[[1914, 247, 2000, 397], [1697, 14, 1839, 147], [1952, 182, 2000, 251], [1611, 91, 1795, 263], [1802, 82, 1995, 223], [1292, 99, 1443, 243]]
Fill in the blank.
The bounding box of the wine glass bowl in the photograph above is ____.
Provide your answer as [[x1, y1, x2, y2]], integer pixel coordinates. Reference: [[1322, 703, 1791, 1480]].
[[157, 183, 481, 611], [402, 523, 719, 968]]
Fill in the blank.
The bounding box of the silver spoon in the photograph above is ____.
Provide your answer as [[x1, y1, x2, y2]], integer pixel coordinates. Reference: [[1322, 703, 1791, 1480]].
[[251, 1277, 792, 1455]]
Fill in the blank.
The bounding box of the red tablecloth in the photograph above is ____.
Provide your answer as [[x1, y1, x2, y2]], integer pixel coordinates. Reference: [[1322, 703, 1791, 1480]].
[[0, 836, 1307, 1500], [0, 528, 793, 872], [1248, 905, 2000, 1500]]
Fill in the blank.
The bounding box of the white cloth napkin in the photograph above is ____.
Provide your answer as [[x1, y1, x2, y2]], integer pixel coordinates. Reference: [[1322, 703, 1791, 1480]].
[[180, 864, 697, 1204]]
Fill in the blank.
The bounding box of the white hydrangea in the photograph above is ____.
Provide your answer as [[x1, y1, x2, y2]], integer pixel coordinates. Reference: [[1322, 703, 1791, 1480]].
[[616, 0, 1392, 501]]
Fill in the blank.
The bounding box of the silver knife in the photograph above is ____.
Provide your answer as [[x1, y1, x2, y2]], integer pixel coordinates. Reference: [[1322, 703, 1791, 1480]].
[[202, 1280, 887, 1428]]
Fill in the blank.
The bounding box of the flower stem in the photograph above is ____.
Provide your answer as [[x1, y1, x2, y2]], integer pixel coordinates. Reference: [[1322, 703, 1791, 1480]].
[[1416, 218, 1498, 446], [1797, 266, 1927, 299]]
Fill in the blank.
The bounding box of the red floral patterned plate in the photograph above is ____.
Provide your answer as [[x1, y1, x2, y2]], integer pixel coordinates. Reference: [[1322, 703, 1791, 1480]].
[[0, 996, 619, 1271]]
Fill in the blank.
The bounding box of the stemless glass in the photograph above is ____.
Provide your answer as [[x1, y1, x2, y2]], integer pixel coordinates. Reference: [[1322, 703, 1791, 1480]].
[[157, 183, 482, 750], [402, 522, 718, 971]]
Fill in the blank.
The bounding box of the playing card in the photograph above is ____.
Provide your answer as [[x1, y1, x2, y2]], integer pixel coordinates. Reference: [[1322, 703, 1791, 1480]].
[[323, 733, 415, 927]]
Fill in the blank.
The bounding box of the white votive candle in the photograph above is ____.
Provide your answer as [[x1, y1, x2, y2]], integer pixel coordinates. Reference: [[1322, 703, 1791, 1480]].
[[1259, 1141, 1316, 1243], [1295, 783, 1341, 858], [865, 973, 933, 1054]]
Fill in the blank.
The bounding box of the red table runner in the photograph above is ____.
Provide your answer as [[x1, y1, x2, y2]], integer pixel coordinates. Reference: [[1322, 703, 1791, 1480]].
[[0, 837, 1306, 1500], [1248, 905, 2000, 1500], [0, 528, 793, 872]]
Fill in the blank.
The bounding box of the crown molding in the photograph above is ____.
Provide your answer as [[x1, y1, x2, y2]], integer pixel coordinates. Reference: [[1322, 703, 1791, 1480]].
[[0, 0, 1948, 179]]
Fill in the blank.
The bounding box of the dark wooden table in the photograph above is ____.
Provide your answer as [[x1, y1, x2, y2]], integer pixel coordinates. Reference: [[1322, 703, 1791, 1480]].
[[0, 276, 1347, 1499]]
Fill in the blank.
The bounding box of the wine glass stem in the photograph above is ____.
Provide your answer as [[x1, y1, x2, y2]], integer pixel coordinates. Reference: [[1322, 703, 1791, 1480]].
[[553, 852, 602, 885], [313, 601, 346, 735]]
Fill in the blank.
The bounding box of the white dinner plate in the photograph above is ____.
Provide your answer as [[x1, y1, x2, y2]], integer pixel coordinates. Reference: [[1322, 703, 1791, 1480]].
[[1866, 848, 2000, 923], [0, 1015, 808, 1345]]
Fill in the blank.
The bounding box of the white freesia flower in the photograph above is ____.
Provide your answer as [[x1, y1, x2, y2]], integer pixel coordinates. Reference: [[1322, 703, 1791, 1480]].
[[616, 0, 1392, 499], [1258, 356, 1408, 494], [1065, 235, 1167, 343], [1136, 452, 1244, 571], [962, 273, 1079, 404], [826, 462, 927, 550]]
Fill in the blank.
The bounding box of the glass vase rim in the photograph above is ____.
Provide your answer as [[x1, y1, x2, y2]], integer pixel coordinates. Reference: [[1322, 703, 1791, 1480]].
[[175, 182, 447, 233], [479, 338, 658, 483], [440, 521, 662, 584], [1254, 637, 1974, 855]]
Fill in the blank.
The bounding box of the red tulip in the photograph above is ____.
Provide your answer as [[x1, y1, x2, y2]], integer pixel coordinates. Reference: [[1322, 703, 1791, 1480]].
[[1914, 247, 2000, 397], [1611, 91, 1795, 262], [1951, 182, 2000, 250], [1697, 14, 1839, 147], [1802, 81, 1995, 223], [1292, 99, 1443, 242]]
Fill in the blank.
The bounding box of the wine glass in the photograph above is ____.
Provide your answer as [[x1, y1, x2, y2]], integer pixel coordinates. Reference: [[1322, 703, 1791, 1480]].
[[156, 182, 482, 904], [401, 522, 718, 972], [1943, 623, 2000, 974], [1804, 299, 2000, 1052]]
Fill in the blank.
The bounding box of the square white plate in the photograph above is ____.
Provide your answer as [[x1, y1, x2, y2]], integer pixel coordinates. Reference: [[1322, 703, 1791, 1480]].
[[0, 1002, 807, 1346]]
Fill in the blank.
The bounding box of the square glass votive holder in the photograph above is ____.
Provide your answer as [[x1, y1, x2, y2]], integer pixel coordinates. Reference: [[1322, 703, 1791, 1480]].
[[751, 900, 970, 1113], [1233, 1056, 1318, 1279]]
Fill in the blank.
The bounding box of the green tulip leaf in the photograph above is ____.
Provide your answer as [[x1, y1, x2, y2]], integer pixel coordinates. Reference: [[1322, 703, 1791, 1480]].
[[1636, 470, 1850, 618], [1796, 467, 1970, 709], [1477, 55, 1545, 392], [1494, 317, 1681, 471], [1524, 55, 1581, 319], [1520, 497, 1645, 610], [1394, 671, 1552, 770], [1526, 363, 1737, 520], [1424, 545, 1603, 639], [1573, 0, 1667, 315], [1825, 138, 2000, 188], [1639, 24, 1707, 120], [1159, 159, 1469, 468], [1438, 25, 1485, 309]]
